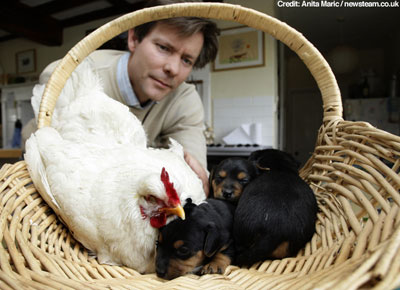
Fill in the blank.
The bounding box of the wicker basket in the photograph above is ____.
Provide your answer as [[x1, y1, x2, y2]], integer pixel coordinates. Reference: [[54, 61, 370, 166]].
[[1, 3, 400, 289]]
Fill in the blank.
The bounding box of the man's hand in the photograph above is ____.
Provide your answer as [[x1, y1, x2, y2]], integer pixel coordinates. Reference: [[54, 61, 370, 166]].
[[184, 151, 209, 197]]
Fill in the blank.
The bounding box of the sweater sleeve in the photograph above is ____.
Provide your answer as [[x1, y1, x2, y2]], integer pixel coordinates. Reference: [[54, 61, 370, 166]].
[[160, 85, 207, 170]]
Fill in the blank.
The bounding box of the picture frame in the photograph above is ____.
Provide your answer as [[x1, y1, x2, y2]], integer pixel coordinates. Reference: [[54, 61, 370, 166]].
[[213, 26, 265, 71], [16, 49, 36, 74]]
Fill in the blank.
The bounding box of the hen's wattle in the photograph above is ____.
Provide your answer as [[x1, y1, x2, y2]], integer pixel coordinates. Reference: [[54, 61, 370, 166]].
[[150, 213, 167, 228]]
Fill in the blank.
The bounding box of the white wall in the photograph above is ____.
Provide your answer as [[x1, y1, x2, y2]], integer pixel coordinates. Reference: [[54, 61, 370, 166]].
[[213, 95, 276, 146], [211, 0, 279, 147], [0, 15, 118, 79]]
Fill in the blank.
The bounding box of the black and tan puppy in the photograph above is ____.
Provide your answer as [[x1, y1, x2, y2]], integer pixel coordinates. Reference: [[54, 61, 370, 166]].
[[234, 149, 318, 266], [210, 157, 257, 203], [155, 198, 235, 280]]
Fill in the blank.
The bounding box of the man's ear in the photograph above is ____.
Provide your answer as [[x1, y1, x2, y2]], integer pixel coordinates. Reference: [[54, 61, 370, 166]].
[[204, 222, 221, 257], [127, 28, 138, 53]]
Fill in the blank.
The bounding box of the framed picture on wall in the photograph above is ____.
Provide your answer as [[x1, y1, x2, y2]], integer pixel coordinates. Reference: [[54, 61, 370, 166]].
[[213, 26, 265, 71], [16, 49, 36, 74]]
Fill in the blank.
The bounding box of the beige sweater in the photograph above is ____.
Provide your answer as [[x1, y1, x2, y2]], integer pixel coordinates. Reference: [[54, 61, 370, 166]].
[[35, 50, 207, 169]]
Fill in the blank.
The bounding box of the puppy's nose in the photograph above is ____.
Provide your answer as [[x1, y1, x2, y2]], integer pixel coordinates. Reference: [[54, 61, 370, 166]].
[[223, 189, 233, 199], [156, 266, 167, 278]]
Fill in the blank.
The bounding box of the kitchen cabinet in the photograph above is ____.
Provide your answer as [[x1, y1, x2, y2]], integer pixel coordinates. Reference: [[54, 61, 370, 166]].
[[344, 98, 400, 136], [1, 83, 35, 149]]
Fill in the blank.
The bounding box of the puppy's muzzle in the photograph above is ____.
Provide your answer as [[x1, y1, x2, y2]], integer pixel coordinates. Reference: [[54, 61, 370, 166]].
[[156, 258, 168, 278], [156, 265, 166, 278], [222, 189, 234, 199]]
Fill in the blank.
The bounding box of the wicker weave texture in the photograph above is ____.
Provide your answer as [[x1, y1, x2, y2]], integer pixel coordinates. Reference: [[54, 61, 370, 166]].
[[1, 3, 400, 289]]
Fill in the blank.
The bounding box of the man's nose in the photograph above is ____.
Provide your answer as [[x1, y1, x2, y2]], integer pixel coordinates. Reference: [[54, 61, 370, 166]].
[[164, 55, 180, 76]]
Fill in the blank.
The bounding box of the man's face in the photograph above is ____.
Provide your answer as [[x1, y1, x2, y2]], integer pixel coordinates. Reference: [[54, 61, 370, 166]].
[[127, 23, 204, 104]]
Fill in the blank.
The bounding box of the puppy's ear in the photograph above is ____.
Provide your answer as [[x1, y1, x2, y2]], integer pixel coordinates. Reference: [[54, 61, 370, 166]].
[[204, 222, 221, 257], [184, 198, 196, 213], [208, 167, 215, 198]]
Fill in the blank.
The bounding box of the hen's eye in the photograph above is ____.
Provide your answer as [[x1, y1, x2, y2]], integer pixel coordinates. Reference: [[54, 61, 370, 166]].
[[146, 196, 156, 203]]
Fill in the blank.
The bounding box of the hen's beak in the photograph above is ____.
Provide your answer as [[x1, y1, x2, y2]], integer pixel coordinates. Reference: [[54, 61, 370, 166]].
[[160, 204, 185, 220]]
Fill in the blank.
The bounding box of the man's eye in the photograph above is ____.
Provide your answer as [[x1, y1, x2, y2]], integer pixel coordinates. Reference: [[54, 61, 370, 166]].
[[182, 58, 193, 66], [157, 44, 169, 52]]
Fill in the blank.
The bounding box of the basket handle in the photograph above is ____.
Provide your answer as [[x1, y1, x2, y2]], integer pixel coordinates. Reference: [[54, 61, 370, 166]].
[[38, 3, 342, 129]]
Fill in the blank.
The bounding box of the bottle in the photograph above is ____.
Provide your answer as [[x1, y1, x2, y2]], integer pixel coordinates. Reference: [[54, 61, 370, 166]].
[[361, 76, 370, 98], [389, 74, 398, 98], [388, 74, 399, 123]]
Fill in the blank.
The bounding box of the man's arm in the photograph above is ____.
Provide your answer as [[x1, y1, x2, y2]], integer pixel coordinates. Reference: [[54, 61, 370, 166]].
[[184, 151, 209, 196], [160, 85, 209, 195]]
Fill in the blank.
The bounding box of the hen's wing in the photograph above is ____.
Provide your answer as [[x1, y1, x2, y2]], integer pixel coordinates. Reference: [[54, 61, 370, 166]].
[[25, 127, 104, 251], [31, 61, 147, 148], [25, 126, 167, 273]]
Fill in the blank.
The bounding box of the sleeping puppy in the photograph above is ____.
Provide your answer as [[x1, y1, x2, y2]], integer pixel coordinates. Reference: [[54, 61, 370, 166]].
[[155, 198, 235, 280], [210, 157, 257, 203], [234, 149, 318, 266]]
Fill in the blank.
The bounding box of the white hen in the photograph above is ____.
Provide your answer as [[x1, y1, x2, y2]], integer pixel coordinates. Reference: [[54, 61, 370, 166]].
[[24, 61, 206, 273]]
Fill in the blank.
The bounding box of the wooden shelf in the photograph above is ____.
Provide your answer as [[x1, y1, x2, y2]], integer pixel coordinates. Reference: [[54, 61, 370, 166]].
[[0, 149, 22, 158]]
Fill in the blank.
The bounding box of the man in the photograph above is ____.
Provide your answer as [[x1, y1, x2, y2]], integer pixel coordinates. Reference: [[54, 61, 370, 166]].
[[26, 0, 219, 195]]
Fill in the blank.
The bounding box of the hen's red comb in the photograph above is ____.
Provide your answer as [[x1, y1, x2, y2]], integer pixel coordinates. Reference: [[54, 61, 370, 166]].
[[161, 167, 180, 206]]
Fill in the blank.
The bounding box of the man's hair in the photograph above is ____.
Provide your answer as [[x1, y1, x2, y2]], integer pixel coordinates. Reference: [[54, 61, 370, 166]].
[[134, 0, 219, 69]]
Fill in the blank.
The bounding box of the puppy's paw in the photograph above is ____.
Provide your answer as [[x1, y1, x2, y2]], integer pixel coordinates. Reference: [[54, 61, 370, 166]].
[[200, 261, 225, 275], [200, 253, 231, 275]]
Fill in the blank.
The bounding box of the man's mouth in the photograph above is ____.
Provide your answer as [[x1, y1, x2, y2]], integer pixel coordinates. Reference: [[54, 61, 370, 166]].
[[151, 77, 172, 89]]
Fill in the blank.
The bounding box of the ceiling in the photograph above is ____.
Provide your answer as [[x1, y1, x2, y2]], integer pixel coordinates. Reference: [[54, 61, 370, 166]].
[[0, 0, 221, 46], [1, 1, 398, 49], [0, 0, 151, 45]]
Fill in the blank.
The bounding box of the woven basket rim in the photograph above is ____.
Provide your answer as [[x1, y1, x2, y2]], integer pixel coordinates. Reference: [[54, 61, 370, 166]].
[[4, 4, 400, 289]]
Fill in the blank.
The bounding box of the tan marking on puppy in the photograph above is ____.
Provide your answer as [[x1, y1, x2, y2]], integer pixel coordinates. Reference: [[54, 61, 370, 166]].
[[218, 170, 227, 178], [212, 179, 224, 199], [173, 240, 184, 249], [158, 233, 163, 243], [237, 172, 248, 180], [271, 241, 290, 259], [256, 163, 270, 171], [219, 244, 229, 252], [166, 250, 205, 279], [201, 252, 231, 274], [232, 183, 243, 200], [211, 179, 219, 193]]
